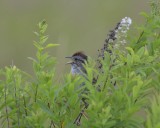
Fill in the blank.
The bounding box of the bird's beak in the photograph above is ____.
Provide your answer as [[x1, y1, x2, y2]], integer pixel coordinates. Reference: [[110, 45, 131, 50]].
[[65, 56, 73, 65], [66, 61, 73, 65], [65, 56, 72, 58]]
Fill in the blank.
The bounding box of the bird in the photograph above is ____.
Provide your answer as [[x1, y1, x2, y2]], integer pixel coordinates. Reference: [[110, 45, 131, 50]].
[[65, 51, 88, 75], [65, 51, 89, 125]]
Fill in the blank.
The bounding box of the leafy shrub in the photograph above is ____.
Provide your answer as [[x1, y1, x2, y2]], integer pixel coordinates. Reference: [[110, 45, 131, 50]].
[[0, 0, 160, 127]]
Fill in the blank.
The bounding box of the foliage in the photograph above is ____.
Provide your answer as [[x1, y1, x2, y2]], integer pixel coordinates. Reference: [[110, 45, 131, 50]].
[[0, 0, 160, 127]]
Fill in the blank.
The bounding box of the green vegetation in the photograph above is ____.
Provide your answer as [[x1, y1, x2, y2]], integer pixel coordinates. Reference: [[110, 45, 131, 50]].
[[0, 0, 160, 127]]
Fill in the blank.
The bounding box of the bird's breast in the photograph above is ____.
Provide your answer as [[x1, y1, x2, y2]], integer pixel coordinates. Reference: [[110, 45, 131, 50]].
[[71, 65, 81, 75]]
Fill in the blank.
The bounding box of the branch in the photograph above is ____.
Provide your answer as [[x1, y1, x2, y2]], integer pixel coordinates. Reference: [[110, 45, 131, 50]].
[[73, 104, 88, 126]]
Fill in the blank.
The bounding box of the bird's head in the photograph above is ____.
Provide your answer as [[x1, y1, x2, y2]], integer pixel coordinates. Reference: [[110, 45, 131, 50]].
[[66, 52, 87, 75]]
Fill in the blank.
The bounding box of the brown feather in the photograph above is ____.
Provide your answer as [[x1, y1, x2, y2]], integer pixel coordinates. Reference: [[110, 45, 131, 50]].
[[72, 51, 87, 61]]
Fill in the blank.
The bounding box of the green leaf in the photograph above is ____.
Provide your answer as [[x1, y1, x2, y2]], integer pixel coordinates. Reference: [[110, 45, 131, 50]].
[[127, 54, 133, 66], [34, 32, 39, 36], [33, 41, 43, 50], [40, 35, 48, 44], [126, 47, 134, 55], [45, 43, 60, 49], [136, 47, 145, 58], [132, 79, 143, 100], [37, 100, 54, 117], [140, 12, 149, 18], [28, 57, 38, 63]]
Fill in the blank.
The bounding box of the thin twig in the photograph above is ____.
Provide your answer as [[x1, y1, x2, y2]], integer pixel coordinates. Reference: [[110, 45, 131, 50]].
[[50, 120, 56, 128], [74, 103, 88, 126]]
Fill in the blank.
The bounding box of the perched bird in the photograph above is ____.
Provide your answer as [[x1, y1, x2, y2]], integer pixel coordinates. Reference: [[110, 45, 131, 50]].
[[66, 51, 88, 126], [65, 51, 88, 75]]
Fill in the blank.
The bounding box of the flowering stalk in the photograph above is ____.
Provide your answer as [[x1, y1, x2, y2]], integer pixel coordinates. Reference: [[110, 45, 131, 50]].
[[97, 17, 132, 69], [93, 17, 132, 85], [114, 17, 132, 49]]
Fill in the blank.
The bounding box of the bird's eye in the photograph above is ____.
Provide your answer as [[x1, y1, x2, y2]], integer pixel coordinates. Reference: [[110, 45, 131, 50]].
[[74, 58, 78, 61]]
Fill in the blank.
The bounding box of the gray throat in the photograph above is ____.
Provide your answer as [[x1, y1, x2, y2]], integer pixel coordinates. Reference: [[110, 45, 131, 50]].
[[71, 64, 83, 75]]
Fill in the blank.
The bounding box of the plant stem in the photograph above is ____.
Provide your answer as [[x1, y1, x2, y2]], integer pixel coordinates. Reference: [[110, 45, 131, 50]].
[[4, 84, 10, 128], [14, 77, 20, 128], [35, 84, 38, 102], [23, 95, 28, 116]]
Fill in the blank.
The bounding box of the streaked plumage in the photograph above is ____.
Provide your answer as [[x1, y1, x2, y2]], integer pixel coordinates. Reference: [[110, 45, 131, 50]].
[[66, 52, 87, 75]]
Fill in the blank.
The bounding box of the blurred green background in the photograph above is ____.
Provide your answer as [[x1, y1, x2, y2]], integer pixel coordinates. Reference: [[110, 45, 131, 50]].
[[0, 0, 149, 77]]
